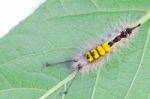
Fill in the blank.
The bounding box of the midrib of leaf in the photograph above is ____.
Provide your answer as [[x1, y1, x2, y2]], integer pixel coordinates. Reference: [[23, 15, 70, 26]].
[[39, 11, 150, 99], [39, 71, 77, 99], [124, 19, 150, 99]]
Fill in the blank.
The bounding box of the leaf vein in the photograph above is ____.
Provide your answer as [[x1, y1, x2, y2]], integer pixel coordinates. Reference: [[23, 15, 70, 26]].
[[91, 66, 101, 99]]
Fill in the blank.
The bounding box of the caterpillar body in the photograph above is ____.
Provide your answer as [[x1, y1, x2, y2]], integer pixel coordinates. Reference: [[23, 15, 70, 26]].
[[71, 24, 141, 73], [44, 23, 141, 95]]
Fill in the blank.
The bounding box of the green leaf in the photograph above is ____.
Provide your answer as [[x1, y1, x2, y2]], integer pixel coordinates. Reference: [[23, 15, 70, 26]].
[[0, 0, 150, 99]]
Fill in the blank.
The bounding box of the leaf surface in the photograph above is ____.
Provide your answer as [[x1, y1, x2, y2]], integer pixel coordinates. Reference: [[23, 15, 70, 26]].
[[0, 0, 150, 99]]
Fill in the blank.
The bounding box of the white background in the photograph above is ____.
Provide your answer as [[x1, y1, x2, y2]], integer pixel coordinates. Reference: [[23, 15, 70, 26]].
[[0, 0, 46, 38]]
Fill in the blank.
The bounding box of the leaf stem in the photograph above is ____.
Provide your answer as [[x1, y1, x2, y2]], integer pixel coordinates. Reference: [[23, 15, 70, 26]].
[[39, 71, 77, 99], [135, 11, 150, 26]]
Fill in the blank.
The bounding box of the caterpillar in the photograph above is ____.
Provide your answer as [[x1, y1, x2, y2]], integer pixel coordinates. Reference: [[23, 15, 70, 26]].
[[45, 23, 141, 72], [71, 23, 141, 73], [44, 23, 141, 95]]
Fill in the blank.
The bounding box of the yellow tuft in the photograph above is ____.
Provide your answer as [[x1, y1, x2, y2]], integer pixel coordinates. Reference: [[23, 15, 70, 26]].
[[101, 42, 110, 52], [86, 52, 94, 62], [97, 46, 105, 56], [91, 49, 99, 59]]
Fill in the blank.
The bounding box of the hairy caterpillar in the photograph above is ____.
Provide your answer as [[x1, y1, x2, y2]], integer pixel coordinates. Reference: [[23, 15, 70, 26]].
[[44, 23, 140, 95]]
